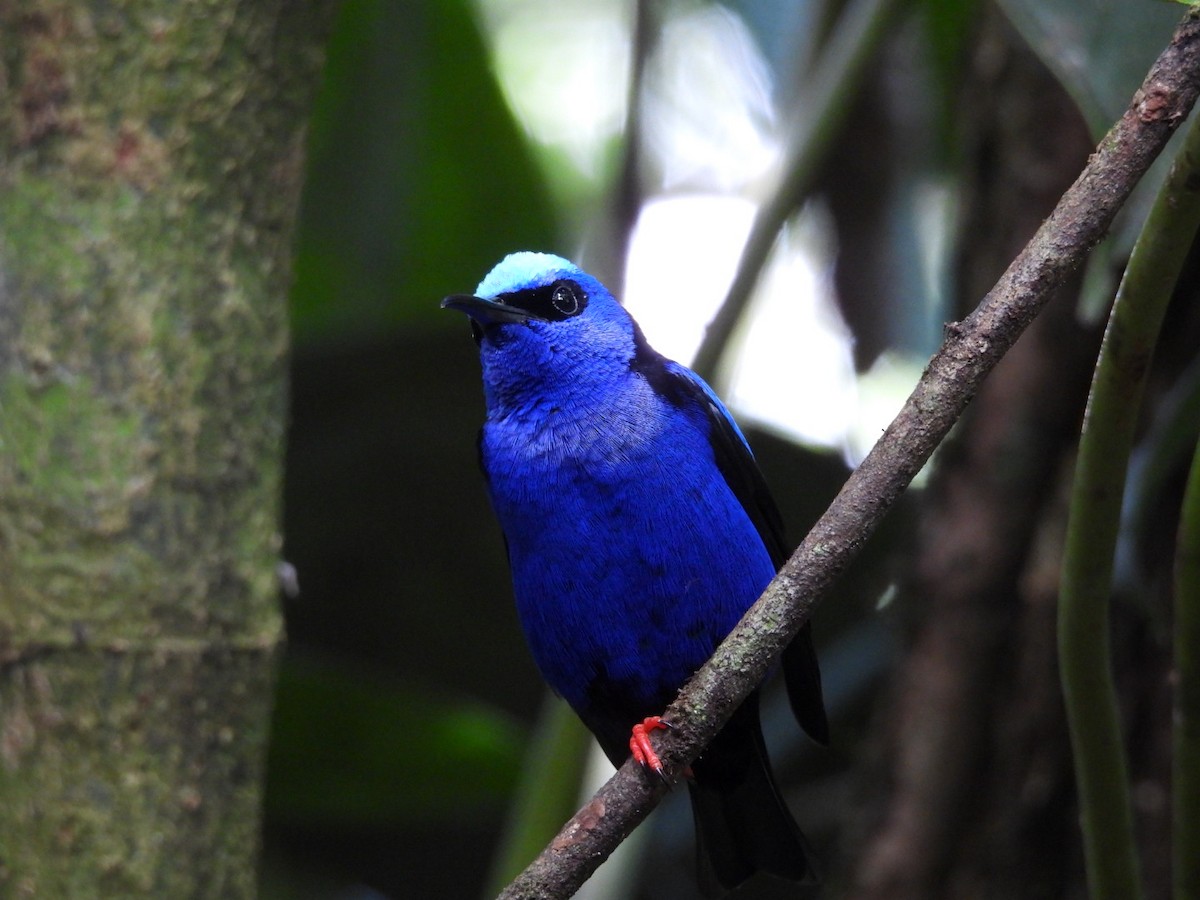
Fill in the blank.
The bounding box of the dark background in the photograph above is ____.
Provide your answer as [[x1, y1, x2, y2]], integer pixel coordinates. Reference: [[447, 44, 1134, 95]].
[[259, 1, 1198, 898]]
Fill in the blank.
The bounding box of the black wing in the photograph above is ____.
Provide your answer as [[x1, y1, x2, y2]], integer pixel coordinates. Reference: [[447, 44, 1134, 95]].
[[633, 333, 828, 745]]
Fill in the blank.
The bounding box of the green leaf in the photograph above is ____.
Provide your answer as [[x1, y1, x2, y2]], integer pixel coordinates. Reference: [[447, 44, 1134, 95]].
[[289, 0, 559, 345], [996, 0, 1181, 136], [485, 695, 593, 893], [921, 0, 982, 149], [264, 653, 524, 827]]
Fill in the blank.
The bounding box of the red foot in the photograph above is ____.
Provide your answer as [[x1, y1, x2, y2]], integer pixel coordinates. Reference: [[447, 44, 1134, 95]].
[[629, 716, 669, 775]]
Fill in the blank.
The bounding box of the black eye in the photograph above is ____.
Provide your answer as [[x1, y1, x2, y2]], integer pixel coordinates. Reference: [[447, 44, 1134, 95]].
[[551, 282, 582, 317], [496, 278, 589, 322]]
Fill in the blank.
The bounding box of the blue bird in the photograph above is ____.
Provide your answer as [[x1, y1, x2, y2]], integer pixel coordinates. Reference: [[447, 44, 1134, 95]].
[[443, 252, 827, 893]]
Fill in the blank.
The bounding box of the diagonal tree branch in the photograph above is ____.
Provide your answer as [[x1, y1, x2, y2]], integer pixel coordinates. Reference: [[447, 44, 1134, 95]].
[[497, 10, 1200, 900]]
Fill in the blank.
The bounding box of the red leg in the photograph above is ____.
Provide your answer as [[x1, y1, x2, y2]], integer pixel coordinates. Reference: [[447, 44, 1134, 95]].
[[629, 716, 669, 775]]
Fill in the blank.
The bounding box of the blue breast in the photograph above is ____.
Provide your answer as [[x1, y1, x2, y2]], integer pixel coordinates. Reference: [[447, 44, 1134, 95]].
[[480, 371, 775, 747]]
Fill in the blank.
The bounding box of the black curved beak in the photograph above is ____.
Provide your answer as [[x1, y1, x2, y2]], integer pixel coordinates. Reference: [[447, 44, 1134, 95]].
[[441, 294, 537, 325]]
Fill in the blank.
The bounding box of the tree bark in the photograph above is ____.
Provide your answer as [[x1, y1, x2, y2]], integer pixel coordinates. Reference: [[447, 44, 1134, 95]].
[[0, 2, 331, 895]]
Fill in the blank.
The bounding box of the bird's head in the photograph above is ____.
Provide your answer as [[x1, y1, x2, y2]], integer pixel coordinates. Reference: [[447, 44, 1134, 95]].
[[442, 252, 640, 413]]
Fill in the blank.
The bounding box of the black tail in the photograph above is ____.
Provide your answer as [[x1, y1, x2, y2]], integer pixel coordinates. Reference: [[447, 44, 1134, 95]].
[[687, 693, 818, 894]]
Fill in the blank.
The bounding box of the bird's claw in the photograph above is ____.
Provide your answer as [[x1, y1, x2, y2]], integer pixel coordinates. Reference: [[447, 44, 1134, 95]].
[[630, 716, 670, 780]]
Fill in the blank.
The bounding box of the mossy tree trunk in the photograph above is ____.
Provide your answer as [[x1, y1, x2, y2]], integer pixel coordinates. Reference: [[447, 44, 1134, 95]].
[[0, 3, 331, 895]]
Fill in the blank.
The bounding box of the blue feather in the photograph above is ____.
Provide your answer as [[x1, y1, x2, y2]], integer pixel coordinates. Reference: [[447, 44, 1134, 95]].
[[443, 252, 826, 891]]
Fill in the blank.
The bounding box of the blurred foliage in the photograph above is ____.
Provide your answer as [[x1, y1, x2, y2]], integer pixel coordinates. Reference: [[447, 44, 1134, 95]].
[[266, 0, 560, 894], [264, 0, 1200, 897], [266, 654, 523, 827], [288, 0, 559, 344], [483, 699, 593, 893], [919, 0, 981, 148], [996, 0, 1181, 134], [999, 0, 1184, 319]]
